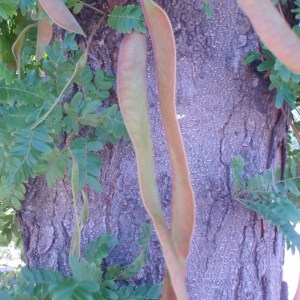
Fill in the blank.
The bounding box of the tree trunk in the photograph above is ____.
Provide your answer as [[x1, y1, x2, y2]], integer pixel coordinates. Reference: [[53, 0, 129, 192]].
[[18, 0, 286, 298]]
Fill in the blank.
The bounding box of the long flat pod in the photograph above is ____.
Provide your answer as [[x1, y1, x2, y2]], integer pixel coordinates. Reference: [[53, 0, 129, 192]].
[[237, 0, 300, 74], [117, 32, 188, 300], [140, 0, 195, 265]]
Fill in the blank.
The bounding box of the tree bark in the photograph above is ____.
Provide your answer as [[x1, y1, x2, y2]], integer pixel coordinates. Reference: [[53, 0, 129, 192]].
[[18, 0, 286, 298]]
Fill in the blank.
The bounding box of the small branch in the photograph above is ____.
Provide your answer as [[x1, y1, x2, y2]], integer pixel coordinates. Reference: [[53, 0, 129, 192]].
[[78, 0, 105, 15], [86, 14, 107, 53]]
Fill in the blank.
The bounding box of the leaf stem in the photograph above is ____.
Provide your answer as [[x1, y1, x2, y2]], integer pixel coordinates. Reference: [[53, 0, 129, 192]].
[[86, 14, 107, 53], [30, 52, 87, 130], [77, 1, 105, 15]]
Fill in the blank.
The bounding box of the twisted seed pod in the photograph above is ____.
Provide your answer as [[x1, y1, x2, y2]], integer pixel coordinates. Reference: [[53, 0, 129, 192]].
[[140, 0, 195, 298], [117, 32, 188, 300]]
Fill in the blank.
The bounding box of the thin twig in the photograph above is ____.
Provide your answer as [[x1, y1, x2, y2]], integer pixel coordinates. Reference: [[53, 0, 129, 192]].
[[78, 0, 105, 15], [86, 14, 107, 53]]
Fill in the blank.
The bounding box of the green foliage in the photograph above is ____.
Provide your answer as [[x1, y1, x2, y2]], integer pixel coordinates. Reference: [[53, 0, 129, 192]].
[[0, 181, 26, 246], [231, 155, 300, 253], [241, 2, 300, 252], [0, 31, 127, 249], [70, 137, 103, 192], [0, 34, 115, 187], [272, 0, 288, 5], [0, 0, 130, 277], [240, 2, 300, 254], [243, 0, 300, 109], [0, 225, 162, 300], [105, 223, 152, 281], [65, 0, 84, 14], [0, 0, 18, 20], [202, 0, 212, 19], [18, 0, 36, 16], [245, 45, 300, 109], [292, 0, 300, 20], [108, 5, 147, 33], [0, 0, 36, 22]]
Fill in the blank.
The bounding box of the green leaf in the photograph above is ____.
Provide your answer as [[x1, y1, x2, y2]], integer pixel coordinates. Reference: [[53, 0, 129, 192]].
[[31, 139, 53, 153], [80, 100, 101, 115], [274, 60, 291, 82], [78, 115, 101, 127], [45, 149, 69, 188], [101, 286, 118, 300], [73, 2, 83, 14], [231, 155, 300, 251], [289, 158, 297, 178], [257, 60, 274, 72], [51, 278, 76, 300], [108, 5, 147, 33], [21, 267, 36, 282], [286, 179, 300, 196], [117, 284, 162, 299], [94, 70, 114, 91], [202, 0, 212, 19], [231, 155, 245, 188], [11, 196, 21, 210], [244, 51, 261, 65], [69, 256, 102, 282], [275, 88, 284, 108], [87, 140, 103, 152], [19, 0, 35, 15], [86, 176, 102, 192], [0, 0, 18, 20], [70, 137, 102, 192], [86, 233, 118, 265]]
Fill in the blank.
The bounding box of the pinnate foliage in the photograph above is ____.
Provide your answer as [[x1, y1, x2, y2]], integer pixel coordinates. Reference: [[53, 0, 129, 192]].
[[245, 45, 300, 109], [0, 224, 162, 300], [243, 0, 300, 109], [240, 1, 300, 253], [0, 33, 127, 246], [292, 0, 300, 20], [232, 155, 300, 253], [108, 5, 147, 33], [0, 0, 18, 20]]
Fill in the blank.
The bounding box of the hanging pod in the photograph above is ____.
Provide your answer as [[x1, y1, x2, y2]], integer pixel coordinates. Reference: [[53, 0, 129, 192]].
[[117, 0, 196, 298], [117, 31, 189, 300]]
